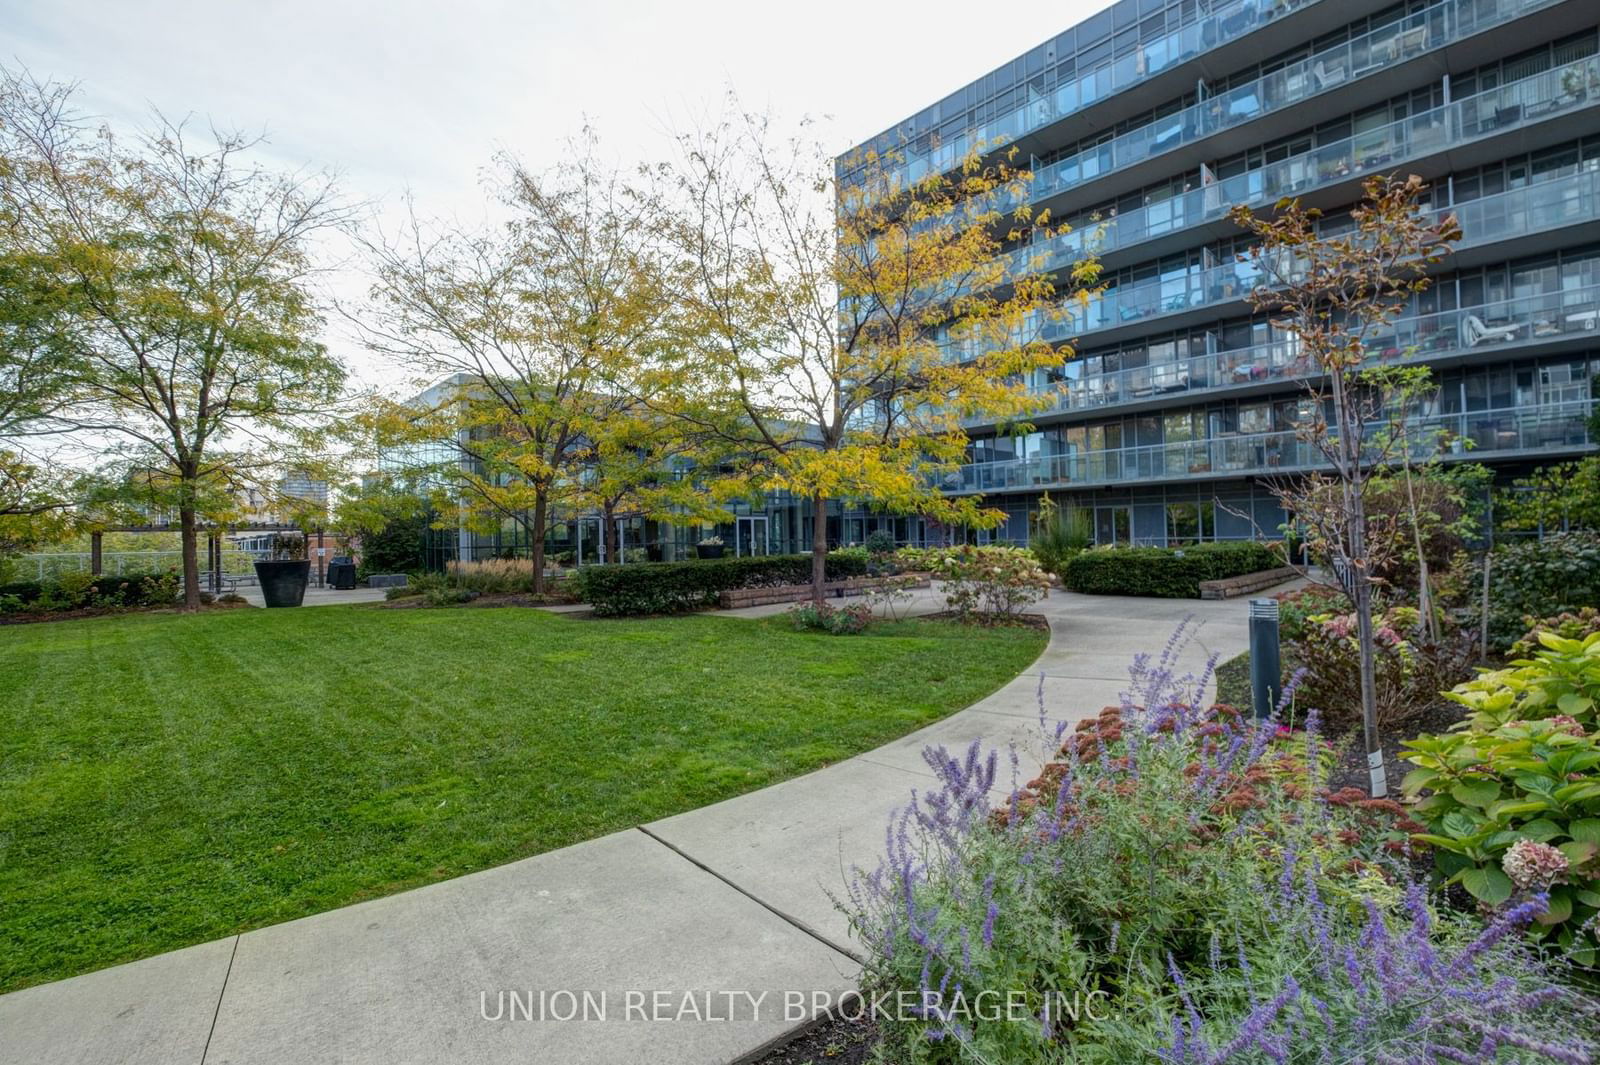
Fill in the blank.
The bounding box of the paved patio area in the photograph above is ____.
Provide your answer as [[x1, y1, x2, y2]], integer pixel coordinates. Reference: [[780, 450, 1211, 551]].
[[0, 589, 1256, 1065], [236, 585, 390, 608]]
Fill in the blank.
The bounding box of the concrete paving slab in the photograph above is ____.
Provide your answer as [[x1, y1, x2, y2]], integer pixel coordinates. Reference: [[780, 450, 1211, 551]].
[[646, 758, 931, 953], [238, 586, 390, 608], [202, 829, 855, 1065], [0, 937, 235, 1065]]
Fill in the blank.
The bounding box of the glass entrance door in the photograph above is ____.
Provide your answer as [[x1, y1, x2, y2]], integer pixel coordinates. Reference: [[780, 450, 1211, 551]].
[[736, 516, 770, 557]]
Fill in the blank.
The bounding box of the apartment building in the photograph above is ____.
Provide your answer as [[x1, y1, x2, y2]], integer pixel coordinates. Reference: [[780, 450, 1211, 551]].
[[840, 0, 1600, 547]]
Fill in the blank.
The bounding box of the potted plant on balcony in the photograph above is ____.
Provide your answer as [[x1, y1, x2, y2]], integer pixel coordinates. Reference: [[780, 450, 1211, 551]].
[[1559, 65, 1587, 104], [695, 535, 725, 560], [254, 532, 311, 607]]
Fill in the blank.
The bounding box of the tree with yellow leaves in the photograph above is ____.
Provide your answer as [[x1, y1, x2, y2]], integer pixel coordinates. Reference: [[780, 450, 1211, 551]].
[[359, 134, 678, 592], [647, 108, 1101, 602]]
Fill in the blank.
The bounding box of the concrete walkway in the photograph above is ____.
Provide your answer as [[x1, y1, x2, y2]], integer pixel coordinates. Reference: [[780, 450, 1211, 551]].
[[0, 591, 1251, 1065]]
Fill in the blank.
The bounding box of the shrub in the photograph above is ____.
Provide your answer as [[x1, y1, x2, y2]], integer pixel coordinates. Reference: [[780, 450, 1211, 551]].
[[927, 546, 1051, 620], [1061, 541, 1281, 598], [1479, 532, 1600, 651], [787, 599, 872, 635], [0, 571, 182, 615], [1273, 584, 1348, 642], [863, 529, 896, 557], [1444, 630, 1600, 733], [574, 552, 869, 617], [1289, 604, 1479, 732], [422, 586, 478, 607], [1512, 607, 1600, 659], [845, 635, 1596, 1062], [1402, 631, 1600, 964]]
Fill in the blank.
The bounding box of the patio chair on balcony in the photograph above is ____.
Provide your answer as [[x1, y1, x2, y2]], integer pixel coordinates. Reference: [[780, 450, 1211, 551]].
[[1463, 314, 1520, 347]]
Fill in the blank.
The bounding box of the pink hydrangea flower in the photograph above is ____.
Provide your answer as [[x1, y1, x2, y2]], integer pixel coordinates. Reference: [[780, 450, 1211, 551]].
[[1502, 839, 1568, 892]]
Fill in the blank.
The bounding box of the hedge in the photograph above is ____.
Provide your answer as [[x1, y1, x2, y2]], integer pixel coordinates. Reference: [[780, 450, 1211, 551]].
[[1061, 541, 1282, 599], [575, 552, 869, 617]]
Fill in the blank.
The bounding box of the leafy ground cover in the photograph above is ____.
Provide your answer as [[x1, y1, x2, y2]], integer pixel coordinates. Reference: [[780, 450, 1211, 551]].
[[0, 606, 1043, 991]]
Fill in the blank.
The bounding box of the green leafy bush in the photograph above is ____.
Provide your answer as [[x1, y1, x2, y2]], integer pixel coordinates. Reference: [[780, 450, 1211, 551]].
[[0, 571, 181, 615], [787, 599, 872, 635], [863, 530, 896, 556], [925, 545, 1051, 620], [1445, 630, 1600, 731], [1061, 541, 1281, 598], [1511, 608, 1600, 659], [1403, 631, 1600, 964], [1479, 533, 1600, 650], [1273, 584, 1348, 642], [575, 552, 869, 617], [1402, 718, 1600, 965]]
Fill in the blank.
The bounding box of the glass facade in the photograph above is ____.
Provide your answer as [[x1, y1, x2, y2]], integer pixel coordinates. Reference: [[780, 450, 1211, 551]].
[[843, 0, 1598, 548]]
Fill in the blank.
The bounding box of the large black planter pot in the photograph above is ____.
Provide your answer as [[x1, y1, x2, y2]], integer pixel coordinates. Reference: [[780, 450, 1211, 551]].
[[696, 544, 725, 559], [255, 560, 311, 607]]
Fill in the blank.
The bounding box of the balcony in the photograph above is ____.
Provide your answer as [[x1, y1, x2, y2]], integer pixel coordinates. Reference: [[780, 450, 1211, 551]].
[[1005, 51, 1600, 276], [1006, 280, 1600, 423], [1012, 0, 1566, 212], [939, 157, 1600, 366], [856, 0, 1329, 194], [945, 401, 1595, 495]]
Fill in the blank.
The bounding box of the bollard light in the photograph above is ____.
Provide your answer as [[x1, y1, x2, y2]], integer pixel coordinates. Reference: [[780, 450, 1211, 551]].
[[1248, 597, 1282, 721]]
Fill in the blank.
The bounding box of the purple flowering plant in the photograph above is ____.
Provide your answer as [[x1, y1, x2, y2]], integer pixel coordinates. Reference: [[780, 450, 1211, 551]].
[[842, 623, 1599, 1063]]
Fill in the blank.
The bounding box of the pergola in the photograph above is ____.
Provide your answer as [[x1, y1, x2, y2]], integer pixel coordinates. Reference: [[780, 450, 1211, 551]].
[[89, 521, 307, 594]]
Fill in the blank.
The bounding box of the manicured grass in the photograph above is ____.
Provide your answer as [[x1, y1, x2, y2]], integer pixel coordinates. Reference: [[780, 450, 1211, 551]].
[[0, 606, 1043, 991]]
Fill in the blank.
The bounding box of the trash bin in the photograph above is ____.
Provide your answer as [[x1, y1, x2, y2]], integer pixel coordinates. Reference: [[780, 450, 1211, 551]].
[[327, 557, 357, 590]]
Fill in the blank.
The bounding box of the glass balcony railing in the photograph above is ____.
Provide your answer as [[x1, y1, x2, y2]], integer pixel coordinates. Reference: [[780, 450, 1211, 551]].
[[945, 400, 1595, 494], [1006, 51, 1600, 275], [1005, 280, 1600, 420], [858, 0, 1325, 192], [941, 159, 1600, 365], [1006, 0, 1564, 210]]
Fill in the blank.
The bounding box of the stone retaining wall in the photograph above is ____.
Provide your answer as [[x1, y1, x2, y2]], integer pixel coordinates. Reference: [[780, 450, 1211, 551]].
[[1198, 566, 1298, 600]]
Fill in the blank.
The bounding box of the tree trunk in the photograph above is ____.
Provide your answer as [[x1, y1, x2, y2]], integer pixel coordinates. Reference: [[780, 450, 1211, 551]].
[[811, 491, 828, 605], [1347, 486, 1387, 798], [603, 502, 618, 563], [531, 491, 547, 595], [179, 503, 201, 612]]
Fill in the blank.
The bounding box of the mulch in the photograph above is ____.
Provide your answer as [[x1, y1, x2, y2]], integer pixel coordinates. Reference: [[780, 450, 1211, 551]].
[[917, 610, 1050, 632], [743, 1011, 879, 1065], [378, 592, 581, 611], [1322, 701, 1467, 795]]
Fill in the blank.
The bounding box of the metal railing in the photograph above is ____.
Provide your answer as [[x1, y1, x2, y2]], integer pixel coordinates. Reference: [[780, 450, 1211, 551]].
[[1020, 0, 1563, 207], [1000, 281, 1600, 420], [946, 399, 1594, 493], [1007, 55, 1600, 274], [856, 0, 1326, 191], [939, 156, 1600, 364]]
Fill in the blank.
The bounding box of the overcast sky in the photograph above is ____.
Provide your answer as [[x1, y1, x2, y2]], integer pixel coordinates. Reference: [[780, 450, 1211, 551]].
[[1, 0, 1112, 389]]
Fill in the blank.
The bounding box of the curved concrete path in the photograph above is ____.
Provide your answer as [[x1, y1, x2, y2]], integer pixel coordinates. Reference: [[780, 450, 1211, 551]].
[[0, 591, 1252, 1065]]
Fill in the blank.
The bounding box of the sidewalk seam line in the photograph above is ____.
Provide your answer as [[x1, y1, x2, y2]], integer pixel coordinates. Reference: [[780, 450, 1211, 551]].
[[198, 935, 240, 1065], [634, 826, 863, 965]]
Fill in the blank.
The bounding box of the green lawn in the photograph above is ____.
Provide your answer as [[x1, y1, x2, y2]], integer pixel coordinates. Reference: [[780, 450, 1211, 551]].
[[0, 606, 1043, 991]]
